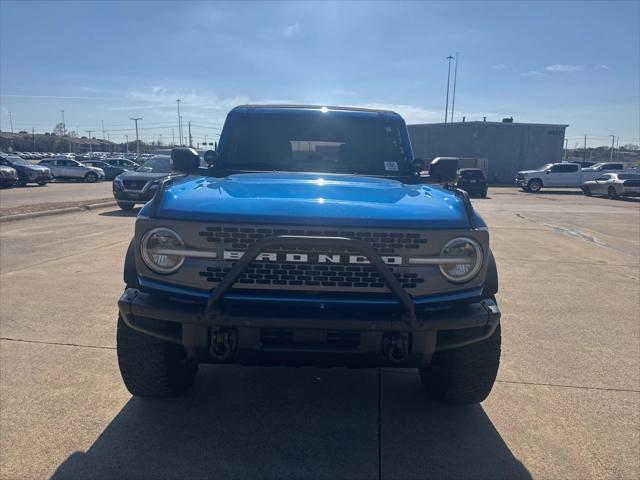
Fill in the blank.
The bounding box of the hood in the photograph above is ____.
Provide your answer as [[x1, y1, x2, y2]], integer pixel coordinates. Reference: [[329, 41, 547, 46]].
[[154, 172, 472, 229], [117, 170, 171, 182], [26, 164, 50, 173], [517, 169, 541, 175]]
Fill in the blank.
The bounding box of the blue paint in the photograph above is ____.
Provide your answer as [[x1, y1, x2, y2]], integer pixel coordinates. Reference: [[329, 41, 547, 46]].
[[157, 172, 471, 228]]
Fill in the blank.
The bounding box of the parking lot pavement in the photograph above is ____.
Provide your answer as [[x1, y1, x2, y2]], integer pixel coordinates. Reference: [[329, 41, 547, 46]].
[[0, 181, 113, 210], [0, 189, 638, 479]]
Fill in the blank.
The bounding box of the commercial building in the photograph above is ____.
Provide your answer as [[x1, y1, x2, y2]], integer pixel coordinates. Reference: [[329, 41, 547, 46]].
[[408, 119, 568, 183]]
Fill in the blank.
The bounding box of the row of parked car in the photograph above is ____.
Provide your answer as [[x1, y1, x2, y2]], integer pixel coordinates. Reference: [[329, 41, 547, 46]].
[[0, 151, 160, 188], [516, 162, 640, 199]]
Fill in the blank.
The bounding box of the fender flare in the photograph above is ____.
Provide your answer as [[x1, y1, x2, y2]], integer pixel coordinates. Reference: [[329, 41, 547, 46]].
[[483, 249, 498, 297], [123, 238, 140, 288]]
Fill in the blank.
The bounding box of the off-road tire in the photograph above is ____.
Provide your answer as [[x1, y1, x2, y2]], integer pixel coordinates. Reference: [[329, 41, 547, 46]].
[[118, 201, 135, 211], [527, 179, 542, 193], [607, 186, 618, 200], [85, 172, 98, 183], [419, 321, 501, 405], [117, 314, 198, 397], [583, 186, 592, 196]]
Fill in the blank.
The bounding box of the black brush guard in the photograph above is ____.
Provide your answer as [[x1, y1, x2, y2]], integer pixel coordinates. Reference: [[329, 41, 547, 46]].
[[118, 234, 500, 360]]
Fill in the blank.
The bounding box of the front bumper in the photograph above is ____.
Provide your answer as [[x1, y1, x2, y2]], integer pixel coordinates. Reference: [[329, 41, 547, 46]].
[[118, 288, 500, 366], [113, 189, 156, 203]]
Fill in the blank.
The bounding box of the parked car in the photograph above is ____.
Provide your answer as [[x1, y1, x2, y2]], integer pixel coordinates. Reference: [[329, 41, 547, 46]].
[[39, 158, 105, 182], [112, 155, 172, 209], [81, 160, 127, 180], [104, 157, 139, 169], [582, 172, 640, 199], [0, 154, 52, 186], [0, 164, 19, 188], [516, 162, 625, 192], [456, 168, 488, 198]]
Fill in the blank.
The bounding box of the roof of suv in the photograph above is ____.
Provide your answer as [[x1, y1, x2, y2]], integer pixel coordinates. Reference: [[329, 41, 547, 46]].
[[230, 104, 402, 118]]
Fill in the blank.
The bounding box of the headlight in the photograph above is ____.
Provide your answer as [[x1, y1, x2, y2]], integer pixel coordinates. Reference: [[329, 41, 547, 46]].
[[140, 227, 185, 274], [438, 237, 483, 283]]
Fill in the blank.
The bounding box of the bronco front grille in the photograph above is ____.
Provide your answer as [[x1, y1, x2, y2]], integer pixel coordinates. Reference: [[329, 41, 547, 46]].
[[199, 263, 424, 290], [198, 226, 427, 254]]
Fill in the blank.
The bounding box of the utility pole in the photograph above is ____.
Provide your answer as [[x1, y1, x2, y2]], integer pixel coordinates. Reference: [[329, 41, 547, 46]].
[[583, 135, 587, 162], [204, 135, 208, 146], [609, 135, 615, 162], [125, 134, 129, 153], [101, 120, 106, 143], [32, 128, 36, 151], [176, 99, 182, 146], [444, 55, 454, 123], [450, 51, 459, 123], [172, 128, 175, 147], [9, 111, 13, 133], [130, 118, 142, 156], [86, 130, 93, 154], [61, 110, 66, 135], [188, 121, 193, 147]]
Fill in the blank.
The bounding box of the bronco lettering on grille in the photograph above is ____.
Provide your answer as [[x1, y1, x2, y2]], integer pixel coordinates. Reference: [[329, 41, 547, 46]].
[[223, 251, 402, 265]]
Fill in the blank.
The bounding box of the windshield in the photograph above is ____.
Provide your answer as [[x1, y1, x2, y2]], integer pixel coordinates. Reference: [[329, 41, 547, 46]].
[[136, 156, 171, 173], [3, 156, 31, 166], [218, 112, 412, 176], [538, 163, 553, 171]]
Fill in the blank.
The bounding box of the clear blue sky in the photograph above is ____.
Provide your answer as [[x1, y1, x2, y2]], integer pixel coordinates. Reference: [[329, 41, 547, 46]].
[[1, 0, 638, 147]]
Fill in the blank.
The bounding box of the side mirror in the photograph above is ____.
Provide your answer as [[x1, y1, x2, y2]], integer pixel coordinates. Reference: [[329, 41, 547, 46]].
[[412, 158, 426, 172], [171, 147, 200, 173], [203, 149, 218, 167], [428, 157, 459, 184]]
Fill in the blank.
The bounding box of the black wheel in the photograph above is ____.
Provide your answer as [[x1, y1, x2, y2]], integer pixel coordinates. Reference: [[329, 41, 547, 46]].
[[419, 310, 501, 404], [583, 186, 592, 196], [85, 172, 98, 183], [527, 179, 542, 193], [37, 180, 47, 186], [118, 201, 135, 211], [117, 314, 198, 397], [481, 191, 488, 198], [16, 174, 27, 187], [607, 186, 618, 200]]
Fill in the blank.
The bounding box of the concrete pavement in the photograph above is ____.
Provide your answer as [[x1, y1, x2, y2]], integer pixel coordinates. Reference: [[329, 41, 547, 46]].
[[0, 189, 638, 479], [0, 181, 113, 210]]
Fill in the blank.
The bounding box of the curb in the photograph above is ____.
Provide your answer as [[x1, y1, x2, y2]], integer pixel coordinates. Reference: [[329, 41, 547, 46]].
[[0, 201, 118, 223]]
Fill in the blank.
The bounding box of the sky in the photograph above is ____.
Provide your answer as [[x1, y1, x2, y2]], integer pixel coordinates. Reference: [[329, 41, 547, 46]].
[[1, 0, 638, 148]]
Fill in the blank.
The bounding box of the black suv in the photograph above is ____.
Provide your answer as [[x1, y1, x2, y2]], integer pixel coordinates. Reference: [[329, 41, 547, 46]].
[[456, 168, 487, 198], [0, 154, 52, 186]]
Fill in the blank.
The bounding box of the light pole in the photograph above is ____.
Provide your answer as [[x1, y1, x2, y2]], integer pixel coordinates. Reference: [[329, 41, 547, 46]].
[[444, 55, 454, 123], [609, 135, 615, 162], [130, 118, 142, 156], [176, 99, 183, 146], [61, 110, 66, 135], [125, 134, 129, 153], [86, 130, 93, 154], [450, 51, 459, 123], [9, 110, 13, 133]]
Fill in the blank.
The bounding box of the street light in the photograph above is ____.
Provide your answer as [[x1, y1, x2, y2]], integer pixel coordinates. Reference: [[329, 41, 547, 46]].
[[130, 118, 142, 156], [444, 55, 454, 123], [176, 99, 183, 146]]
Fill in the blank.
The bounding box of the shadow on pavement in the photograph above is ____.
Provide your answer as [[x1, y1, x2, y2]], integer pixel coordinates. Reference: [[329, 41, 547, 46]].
[[380, 369, 531, 479], [51, 366, 530, 480], [99, 207, 141, 217]]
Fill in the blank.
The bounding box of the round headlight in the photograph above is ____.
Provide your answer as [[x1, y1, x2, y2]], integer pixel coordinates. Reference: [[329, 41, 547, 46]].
[[438, 237, 483, 283], [141, 227, 185, 274]]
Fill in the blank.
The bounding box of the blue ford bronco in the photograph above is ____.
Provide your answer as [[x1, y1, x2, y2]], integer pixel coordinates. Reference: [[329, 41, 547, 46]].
[[117, 105, 501, 404]]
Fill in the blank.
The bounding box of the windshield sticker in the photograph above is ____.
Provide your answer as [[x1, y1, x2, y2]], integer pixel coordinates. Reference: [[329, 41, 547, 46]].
[[384, 161, 399, 172]]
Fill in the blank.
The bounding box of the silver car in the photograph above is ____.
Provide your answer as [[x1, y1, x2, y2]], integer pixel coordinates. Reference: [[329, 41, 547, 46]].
[[40, 157, 105, 183], [582, 172, 640, 199]]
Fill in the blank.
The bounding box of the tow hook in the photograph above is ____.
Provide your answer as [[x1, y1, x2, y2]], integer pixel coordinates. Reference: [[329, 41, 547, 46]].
[[383, 333, 410, 362], [210, 329, 238, 360]]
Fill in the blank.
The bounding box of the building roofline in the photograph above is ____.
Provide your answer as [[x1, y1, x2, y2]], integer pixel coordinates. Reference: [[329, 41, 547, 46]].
[[409, 121, 569, 128]]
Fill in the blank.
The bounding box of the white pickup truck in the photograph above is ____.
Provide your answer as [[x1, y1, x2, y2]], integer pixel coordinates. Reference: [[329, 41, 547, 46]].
[[516, 162, 625, 192]]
